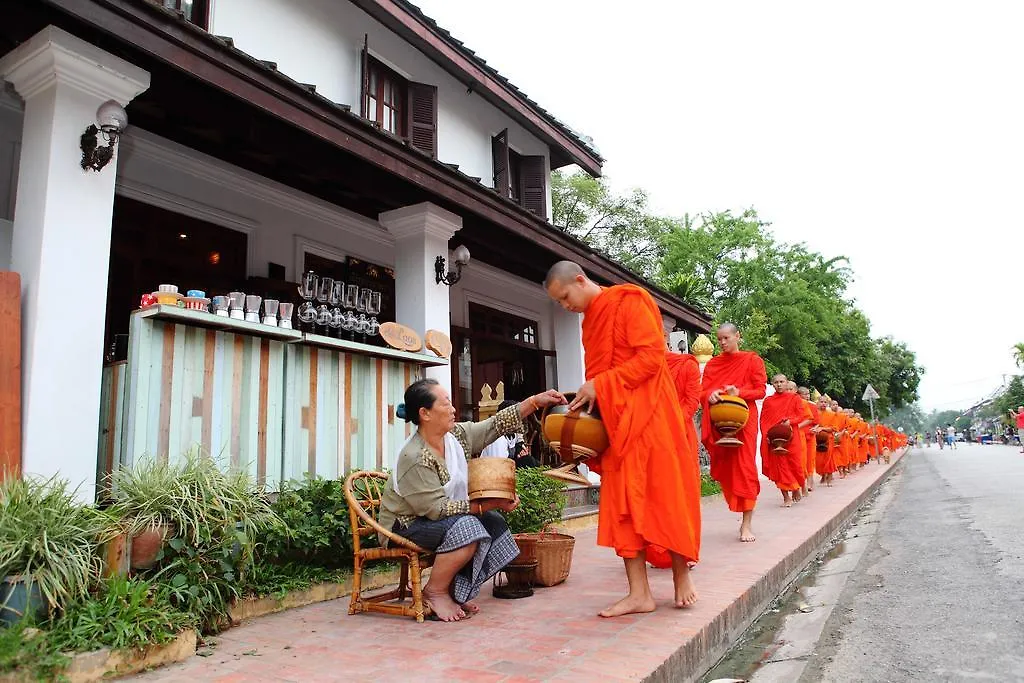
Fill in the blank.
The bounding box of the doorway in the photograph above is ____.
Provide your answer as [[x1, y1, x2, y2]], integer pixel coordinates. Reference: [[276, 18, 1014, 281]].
[[451, 303, 549, 422]]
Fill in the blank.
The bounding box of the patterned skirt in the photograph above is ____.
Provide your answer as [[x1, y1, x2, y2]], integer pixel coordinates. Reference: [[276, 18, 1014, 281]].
[[399, 511, 519, 604]]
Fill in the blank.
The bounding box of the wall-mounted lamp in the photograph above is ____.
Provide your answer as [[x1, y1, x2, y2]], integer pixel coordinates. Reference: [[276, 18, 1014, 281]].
[[80, 100, 128, 172], [435, 245, 471, 286]]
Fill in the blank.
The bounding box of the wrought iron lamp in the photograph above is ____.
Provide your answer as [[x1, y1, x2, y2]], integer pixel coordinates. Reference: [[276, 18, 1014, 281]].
[[80, 100, 128, 172], [435, 245, 471, 286]]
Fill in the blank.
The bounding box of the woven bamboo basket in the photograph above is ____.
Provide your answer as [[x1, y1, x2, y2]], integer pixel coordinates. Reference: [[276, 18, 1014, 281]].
[[512, 532, 575, 587]]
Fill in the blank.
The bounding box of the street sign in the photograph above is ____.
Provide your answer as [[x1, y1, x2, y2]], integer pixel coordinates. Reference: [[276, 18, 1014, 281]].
[[863, 384, 880, 401]]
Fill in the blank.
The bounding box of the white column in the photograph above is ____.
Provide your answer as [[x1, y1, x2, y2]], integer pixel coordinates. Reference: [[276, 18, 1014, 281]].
[[1, 26, 149, 502], [379, 202, 462, 392], [552, 305, 585, 392]]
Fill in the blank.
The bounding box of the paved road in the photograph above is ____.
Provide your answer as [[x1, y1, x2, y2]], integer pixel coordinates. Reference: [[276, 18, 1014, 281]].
[[805, 444, 1024, 681]]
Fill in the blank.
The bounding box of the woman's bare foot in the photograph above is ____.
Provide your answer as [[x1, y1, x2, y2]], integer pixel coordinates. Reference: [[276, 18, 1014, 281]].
[[460, 600, 480, 615], [423, 589, 466, 622], [598, 593, 656, 618], [672, 564, 698, 608]]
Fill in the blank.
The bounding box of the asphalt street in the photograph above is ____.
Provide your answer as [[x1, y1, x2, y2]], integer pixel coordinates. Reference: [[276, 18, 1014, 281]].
[[805, 444, 1024, 681]]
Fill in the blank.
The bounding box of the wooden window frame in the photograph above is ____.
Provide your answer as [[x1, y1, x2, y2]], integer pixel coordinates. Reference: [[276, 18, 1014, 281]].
[[364, 56, 408, 138]]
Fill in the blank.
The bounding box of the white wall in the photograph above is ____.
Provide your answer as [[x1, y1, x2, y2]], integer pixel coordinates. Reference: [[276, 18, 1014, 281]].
[[209, 0, 552, 218]]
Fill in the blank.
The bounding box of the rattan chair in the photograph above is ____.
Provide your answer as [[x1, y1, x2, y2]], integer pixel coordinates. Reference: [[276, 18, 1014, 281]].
[[343, 471, 435, 622]]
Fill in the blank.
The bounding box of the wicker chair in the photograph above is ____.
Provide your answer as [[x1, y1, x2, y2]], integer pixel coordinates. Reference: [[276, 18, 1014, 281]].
[[343, 471, 435, 622]]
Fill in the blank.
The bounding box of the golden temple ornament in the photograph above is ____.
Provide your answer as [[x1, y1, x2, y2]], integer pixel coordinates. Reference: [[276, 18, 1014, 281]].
[[692, 334, 715, 364]]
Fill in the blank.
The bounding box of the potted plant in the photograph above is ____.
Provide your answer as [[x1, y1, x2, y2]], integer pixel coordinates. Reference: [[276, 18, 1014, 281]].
[[504, 468, 574, 587], [0, 476, 114, 625], [108, 451, 283, 572]]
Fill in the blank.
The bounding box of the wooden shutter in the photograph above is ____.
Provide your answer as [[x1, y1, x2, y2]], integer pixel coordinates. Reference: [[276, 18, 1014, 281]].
[[407, 82, 437, 157], [491, 129, 510, 197], [359, 34, 369, 118], [520, 155, 547, 217]]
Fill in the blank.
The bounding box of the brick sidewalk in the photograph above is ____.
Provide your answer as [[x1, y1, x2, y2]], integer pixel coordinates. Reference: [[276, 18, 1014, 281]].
[[128, 452, 906, 683]]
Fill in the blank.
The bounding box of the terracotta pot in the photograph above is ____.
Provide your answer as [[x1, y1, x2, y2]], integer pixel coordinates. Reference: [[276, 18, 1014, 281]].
[[766, 421, 793, 453], [708, 395, 749, 446], [542, 393, 609, 464], [130, 523, 174, 570], [102, 533, 131, 578], [468, 457, 516, 501]]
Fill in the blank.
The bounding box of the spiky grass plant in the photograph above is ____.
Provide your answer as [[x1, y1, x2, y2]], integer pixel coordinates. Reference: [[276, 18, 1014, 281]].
[[0, 476, 115, 611]]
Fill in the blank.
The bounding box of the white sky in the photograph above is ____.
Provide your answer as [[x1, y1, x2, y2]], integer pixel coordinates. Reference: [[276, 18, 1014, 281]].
[[415, 0, 1022, 412]]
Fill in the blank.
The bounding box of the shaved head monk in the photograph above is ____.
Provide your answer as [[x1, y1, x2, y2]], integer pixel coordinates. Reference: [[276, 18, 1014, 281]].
[[544, 261, 702, 617], [700, 323, 768, 542], [760, 376, 809, 507], [798, 386, 819, 496]]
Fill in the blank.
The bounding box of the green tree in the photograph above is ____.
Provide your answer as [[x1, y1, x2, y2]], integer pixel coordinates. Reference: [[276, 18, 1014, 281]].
[[885, 403, 925, 433], [1013, 343, 1024, 369], [551, 170, 668, 279]]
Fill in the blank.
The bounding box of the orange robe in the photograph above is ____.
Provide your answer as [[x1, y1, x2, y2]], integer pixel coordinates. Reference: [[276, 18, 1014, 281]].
[[804, 401, 820, 480], [759, 393, 806, 491], [648, 352, 702, 569], [835, 415, 850, 467], [583, 285, 701, 562], [700, 351, 767, 513], [816, 410, 838, 474]]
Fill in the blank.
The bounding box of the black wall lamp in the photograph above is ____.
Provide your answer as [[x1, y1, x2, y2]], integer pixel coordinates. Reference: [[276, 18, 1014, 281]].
[[80, 100, 127, 172], [435, 245, 471, 286]]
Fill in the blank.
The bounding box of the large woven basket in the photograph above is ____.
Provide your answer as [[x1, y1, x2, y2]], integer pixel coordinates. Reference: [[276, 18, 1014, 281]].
[[512, 532, 575, 587]]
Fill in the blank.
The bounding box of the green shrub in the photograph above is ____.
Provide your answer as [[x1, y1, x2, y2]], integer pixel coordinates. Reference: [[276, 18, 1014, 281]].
[[503, 468, 566, 534], [49, 577, 193, 652], [261, 475, 363, 568], [0, 621, 68, 681], [0, 476, 115, 612], [700, 472, 722, 497], [113, 452, 284, 633]]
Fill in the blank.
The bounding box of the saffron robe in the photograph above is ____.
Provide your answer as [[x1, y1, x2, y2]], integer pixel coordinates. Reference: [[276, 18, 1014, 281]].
[[816, 409, 838, 475], [759, 393, 806, 491], [804, 401, 820, 479], [648, 353, 702, 569], [583, 285, 701, 562], [700, 351, 767, 512]]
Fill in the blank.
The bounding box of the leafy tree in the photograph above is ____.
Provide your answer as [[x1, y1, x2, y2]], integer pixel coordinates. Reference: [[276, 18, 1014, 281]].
[[551, 170, 667, 278], [1013, 343, 1024, 369], [885, 403, 925, 434]]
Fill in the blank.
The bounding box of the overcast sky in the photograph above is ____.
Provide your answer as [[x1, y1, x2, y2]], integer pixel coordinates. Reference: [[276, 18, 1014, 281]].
[[416, 0, 1022, 413]]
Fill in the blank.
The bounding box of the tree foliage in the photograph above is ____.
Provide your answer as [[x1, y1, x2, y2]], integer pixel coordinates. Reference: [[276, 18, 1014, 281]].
[[551, 169, 923, 417]]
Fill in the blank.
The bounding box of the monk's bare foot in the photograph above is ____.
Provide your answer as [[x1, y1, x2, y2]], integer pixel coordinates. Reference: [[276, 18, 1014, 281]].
[[739, 525, 756, 542], [784, 500, 793, 508], [423, 589, 466, 622], [672, 566, 698, 608], [793, 490, 802, 502], [598, 593, 656, 618], [460, 600, 480, 615]]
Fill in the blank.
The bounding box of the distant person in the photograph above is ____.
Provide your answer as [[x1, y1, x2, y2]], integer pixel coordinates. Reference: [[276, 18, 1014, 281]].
[[1010, 406, 1024, 453], [481, 400, 519, 458], [936, 428, 944, 450], [945, 424, 957, 450]]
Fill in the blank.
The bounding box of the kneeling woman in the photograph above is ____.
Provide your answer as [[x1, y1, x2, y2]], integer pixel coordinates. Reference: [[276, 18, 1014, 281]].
[[379, 378, 565, 622]]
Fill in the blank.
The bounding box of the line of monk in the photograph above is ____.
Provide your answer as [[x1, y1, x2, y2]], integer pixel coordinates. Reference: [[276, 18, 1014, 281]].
[[543, 261, 907, 618]]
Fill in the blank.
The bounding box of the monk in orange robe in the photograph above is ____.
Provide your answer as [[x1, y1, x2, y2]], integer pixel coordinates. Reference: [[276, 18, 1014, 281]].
[[647, 351, 702, 570], [797, 387, 819, 495], [815, 395, 837, 486], [700, 323, 767, 542], [545, 261, 701, 617], [760, 375, 809, 506], [831, 400, 850, 476]]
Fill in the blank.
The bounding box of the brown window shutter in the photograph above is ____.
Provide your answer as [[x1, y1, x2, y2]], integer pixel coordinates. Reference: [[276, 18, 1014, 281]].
[[520, 155, 547, 217], [407, 82, 437, 157], [359, 34, 369, 118], [491, 129, 510, 197]]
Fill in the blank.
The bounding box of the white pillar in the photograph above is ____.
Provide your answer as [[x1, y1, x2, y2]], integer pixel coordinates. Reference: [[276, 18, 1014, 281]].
[[552, 305, 585, 392], [1, 26, 149, 502], [379, 202, 462, 392]]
